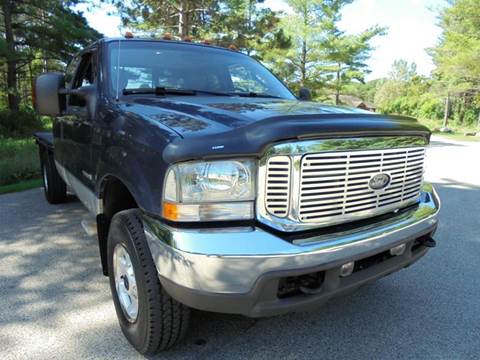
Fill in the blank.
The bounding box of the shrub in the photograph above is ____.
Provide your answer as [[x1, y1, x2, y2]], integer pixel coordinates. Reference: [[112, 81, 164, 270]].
[[0, 109, 44, 138], [417, 95, 443, 120], [0, 137, 40, 186]]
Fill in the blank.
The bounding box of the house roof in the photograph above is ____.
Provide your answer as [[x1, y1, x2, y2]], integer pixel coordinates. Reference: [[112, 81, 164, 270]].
[[337, 95, 376, 109]]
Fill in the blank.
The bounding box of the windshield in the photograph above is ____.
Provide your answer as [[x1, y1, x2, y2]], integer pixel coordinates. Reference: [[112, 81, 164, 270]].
[[108, 41, 295, 99]]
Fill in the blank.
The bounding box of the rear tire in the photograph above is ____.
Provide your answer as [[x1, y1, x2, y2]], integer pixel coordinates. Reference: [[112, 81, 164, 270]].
[[40, 149, 67, 204], [107, 209, 190, 355]]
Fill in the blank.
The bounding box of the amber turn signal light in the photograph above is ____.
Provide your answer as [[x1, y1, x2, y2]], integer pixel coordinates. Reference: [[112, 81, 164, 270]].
[[163, 202, 178, 221]]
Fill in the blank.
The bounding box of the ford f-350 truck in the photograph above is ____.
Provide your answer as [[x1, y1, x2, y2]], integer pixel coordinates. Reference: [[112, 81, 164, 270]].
[[34, 37, 440, 355]]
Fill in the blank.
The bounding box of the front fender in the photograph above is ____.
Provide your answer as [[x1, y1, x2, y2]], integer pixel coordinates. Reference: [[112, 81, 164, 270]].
[[96, 144, 166, 214]]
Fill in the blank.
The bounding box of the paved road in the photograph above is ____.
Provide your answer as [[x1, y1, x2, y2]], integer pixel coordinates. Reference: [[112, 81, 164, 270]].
[[1, 136, 479, 360]]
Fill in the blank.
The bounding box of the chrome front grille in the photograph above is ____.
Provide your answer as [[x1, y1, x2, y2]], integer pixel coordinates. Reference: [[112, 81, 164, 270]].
[[265, 156, 291, 217], [260, 138, 427, 232], [298, 147, 425, 222]]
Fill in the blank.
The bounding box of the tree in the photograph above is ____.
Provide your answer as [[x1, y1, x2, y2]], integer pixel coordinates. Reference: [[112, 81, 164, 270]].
[[373, 60, 444, 121], [0, 0, 101, 110], [389, 59, 417, 82], [430, 0, 480, 90], [278, 0, 351, 90], [204, 0, 287, 57], [112, 0, 218, 38], [270, 0, 383, 98], [321, 24, 385, 104], [374, 59, 418, 108], [429, 0, 480, 126]]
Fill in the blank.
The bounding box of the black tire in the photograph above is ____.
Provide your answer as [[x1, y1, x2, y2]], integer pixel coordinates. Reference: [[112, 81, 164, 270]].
[[107, 209, 190, 355], [40, 149, 67, 204]]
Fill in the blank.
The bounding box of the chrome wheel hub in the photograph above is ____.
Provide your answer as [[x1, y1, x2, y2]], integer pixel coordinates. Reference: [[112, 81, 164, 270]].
[[113, 244, 138, 322]]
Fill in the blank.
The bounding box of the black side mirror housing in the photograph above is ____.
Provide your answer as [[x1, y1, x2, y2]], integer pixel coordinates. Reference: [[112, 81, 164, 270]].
[[299, 87, 312, 101], [73, 85, 98, 121]]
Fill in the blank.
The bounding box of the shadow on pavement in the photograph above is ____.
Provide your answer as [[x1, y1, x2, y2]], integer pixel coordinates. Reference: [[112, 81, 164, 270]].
[[1, 180, 479, 359]]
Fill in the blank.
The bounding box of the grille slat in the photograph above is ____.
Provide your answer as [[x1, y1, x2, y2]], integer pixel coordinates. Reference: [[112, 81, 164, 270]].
[[296, 147, 425, 223]]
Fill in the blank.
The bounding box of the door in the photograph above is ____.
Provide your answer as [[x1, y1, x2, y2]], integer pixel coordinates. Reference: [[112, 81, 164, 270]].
[[57, 51, 98, 210]]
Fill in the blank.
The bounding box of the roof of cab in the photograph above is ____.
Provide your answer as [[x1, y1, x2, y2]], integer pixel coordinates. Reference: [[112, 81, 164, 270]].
[[95, 37, 241, 54]]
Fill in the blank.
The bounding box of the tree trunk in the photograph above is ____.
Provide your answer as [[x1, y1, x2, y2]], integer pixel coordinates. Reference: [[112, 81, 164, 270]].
[[443, 92, 450, 128], [42, 10, 48, 72], [335, 64, 341, 105], [28, 60, 35, 107], [178, 0, 190, 38], [458, 92, 467, 124], [2, 0, 19, 111], [300, 39, 307, 87]]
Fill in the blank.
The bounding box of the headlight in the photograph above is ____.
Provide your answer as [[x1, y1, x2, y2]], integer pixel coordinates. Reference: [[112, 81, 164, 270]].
[[162, 159, 255, 222]]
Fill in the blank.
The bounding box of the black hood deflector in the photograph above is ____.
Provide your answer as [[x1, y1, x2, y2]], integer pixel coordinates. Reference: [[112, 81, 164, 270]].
[[162, 113, 430, 163]]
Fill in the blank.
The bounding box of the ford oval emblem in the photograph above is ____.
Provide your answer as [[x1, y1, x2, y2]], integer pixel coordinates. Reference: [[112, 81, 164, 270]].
[[369, 173, 391, 190]]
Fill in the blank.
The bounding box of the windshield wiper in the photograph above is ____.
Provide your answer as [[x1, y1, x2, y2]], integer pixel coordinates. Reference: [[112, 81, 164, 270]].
[[122, 87, 282, 99], [122, 87, 197, 96], [230, 91, 282, 99], [123, 87, 235, 96]]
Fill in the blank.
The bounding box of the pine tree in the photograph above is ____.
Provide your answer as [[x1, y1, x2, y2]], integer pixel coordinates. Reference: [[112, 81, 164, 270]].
[[0, 0, 101, 110]]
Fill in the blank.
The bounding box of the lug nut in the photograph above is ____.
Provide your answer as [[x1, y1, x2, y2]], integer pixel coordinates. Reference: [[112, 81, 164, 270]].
[[340, 261, 355, 277]]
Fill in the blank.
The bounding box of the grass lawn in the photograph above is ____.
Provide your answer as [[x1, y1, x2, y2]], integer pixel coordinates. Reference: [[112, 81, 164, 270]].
[[433, 132, 480, 142], [0, 137, 40, 188], [418, 118, 480, 142], [0, 178, 42, 195]]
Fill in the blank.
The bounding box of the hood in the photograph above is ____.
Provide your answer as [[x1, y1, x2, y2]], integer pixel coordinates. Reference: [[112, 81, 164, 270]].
[[119, 96, 430, 163], [121, 96, 373, 137]]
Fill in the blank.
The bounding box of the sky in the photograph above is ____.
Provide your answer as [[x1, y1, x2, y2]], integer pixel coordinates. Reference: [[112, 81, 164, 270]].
[[76, 0, 446, 81]]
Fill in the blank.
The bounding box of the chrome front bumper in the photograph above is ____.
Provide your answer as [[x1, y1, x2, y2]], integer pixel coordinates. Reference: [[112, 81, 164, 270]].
[[143, 183, 440, 315]]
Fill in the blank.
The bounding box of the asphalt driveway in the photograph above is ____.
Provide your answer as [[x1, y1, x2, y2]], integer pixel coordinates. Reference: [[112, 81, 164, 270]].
[[1, 136, 479, 359]]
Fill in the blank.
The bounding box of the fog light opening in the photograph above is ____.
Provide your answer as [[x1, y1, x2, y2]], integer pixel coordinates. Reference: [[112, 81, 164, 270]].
[[390, 243, 406, 256], [277, 271, 325, 298], [340, 261, 355, 277]]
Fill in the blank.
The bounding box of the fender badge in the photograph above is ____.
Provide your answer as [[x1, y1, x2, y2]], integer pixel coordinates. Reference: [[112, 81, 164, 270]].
[[212, 145, 225, 150]]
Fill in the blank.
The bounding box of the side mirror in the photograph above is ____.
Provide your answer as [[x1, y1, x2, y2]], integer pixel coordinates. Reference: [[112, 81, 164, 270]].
[[35, 73, 66, 116], [74, 85, 97, 121], [299, 87, 312, 101]]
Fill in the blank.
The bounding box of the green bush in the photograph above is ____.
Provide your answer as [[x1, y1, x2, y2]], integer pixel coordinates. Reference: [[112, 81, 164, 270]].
[[417, 95, 443, 120], [0, 109, 44, 138], [0, 137, 40, 186]]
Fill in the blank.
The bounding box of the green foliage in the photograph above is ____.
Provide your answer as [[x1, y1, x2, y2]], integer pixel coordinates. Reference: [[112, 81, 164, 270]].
[[204, 1, 287, 58], [0, 137, 40, 186], [114, 0, 288, 59], [372, 60, 445, 121], [0, 0, 102, 111], [270, 0, 352, 90], [321, 24, 386, 103], [263, 0, 384, 98], [112, 0, 218, 37], [0, 109, 45, 138], [430, 0, 480, 90], [0, 178, 42, 195], [388, 59, 417, 82]]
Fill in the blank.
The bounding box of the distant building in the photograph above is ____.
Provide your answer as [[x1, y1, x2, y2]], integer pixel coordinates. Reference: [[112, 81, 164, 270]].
[[335, 95, 376, 112]]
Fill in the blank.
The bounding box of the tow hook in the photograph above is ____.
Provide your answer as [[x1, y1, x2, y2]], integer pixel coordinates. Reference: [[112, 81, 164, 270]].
[[419, 235, 437, 248]]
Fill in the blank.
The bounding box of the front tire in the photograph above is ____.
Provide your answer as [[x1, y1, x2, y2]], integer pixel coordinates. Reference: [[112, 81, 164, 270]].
[[40, 150, 67, 204], [107, 209, 190, 355]]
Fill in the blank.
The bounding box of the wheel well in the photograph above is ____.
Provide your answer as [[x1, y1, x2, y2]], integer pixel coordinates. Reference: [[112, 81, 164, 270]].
[[102, 177, 138, 220], [97, 177, 138, 276]]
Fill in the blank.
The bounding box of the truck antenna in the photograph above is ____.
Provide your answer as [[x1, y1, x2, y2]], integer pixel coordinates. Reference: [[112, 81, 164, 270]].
[[115, 40, 121, 101]]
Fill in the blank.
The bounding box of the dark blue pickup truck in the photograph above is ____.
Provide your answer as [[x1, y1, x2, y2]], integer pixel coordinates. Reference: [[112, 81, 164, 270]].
[[34, 37, 440, 355]]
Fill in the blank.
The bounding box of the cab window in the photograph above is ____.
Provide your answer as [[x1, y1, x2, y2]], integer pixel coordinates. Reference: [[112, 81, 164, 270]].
[[69, 52, 96, 107]]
